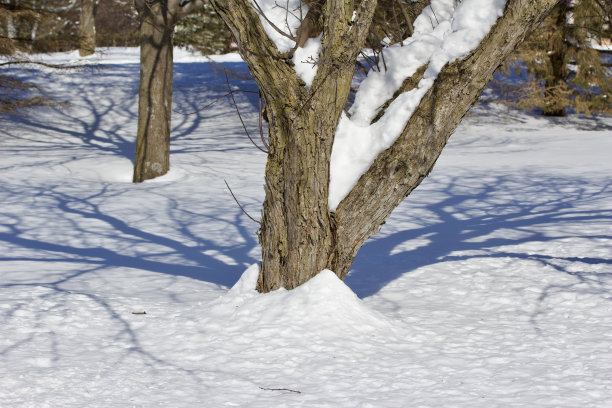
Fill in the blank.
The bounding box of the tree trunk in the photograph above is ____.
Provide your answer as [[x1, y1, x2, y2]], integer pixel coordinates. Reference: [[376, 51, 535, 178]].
[[132, 0, 204, 182], [133, 9, 174, 183], [543, 2, 568, 117], [79, 0, 96, 57], [257, 74, 353, 292], [253, 0, 368, 292]]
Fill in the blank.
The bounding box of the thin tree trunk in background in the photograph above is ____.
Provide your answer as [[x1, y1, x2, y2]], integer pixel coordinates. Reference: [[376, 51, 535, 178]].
[[79, 0, 96, 56], [132, 0, 203, 182], [543, 1, 568, 117], [133, 11, 174, 183]]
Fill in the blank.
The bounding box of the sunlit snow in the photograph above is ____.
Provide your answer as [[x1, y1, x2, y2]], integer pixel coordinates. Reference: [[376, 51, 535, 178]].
[[1, 47, 611, 407]]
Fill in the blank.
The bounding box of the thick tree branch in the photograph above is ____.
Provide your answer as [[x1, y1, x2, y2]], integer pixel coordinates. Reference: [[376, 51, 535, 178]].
[[349, 0, 379, 48], [210, 0, 303, 101], [294, 0, 323, 49], [370, 63, 428, 124], [309, 0, 377, 96], [318, 0, 378, 65], [332, 0, 560, 278]]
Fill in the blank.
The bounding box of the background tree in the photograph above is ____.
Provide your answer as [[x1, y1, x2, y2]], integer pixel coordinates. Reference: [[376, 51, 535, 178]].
[[79, 0, 96, 56], [174, 3, 233, 54], [209, 0, 560, 293], [0, 0, 77, 113], [1, 0, 139, 113], [1, 0, 141, 54], [94, 0, 139, 47], [132, 0, 204, 183], [494, 0, 612, 116], [0, 0, 79, 53]]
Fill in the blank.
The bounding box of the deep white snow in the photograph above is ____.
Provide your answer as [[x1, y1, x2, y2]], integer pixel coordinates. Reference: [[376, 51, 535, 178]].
[[1, 47, 612, 407]]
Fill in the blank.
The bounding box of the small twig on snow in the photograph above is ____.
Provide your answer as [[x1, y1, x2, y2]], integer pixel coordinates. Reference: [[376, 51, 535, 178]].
[[430, 3, 440, 25], [259, 386, 302, 394], [380, 48, 388, 72]]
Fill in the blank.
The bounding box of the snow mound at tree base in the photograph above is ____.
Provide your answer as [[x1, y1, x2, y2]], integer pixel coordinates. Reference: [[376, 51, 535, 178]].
[[211, 265, 396, 336]]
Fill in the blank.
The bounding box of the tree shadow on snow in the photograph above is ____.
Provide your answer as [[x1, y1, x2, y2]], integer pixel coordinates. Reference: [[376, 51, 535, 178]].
[[0, 182, 259, 288], [0, 59, 263, 292], [1, 59, 611, 368], [468, 100, 612, 132], [0, 59, 259, 162], [346, 173, 612, 300]]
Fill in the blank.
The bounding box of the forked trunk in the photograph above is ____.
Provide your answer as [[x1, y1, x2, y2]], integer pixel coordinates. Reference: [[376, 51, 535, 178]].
[[133, 12, 174, 183], [256, 102, 369, 290], [210, 0, 560, 293]]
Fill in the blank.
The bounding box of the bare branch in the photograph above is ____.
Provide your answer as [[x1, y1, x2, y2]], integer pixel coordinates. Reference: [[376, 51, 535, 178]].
[[370, 63, 428, 124], [0, 60, 81, 69], [209, 0, 303, 98], [224, 180, 261, 225], [252, 0, 296, 41], [172, 90, 259, 116], [345, 0, 379, 52], [225, 72, 270, 154], [294, 0, 323, 50]]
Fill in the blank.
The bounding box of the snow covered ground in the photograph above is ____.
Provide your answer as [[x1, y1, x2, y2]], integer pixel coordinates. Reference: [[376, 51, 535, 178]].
[[1, 48, 611, 407]]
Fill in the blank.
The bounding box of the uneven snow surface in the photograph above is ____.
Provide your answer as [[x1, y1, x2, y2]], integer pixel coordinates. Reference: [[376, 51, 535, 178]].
[[1, 48, 612, 407]]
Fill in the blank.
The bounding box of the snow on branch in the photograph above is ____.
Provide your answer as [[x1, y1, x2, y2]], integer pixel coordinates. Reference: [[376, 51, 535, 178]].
[[249, 0, 322, 86], [249, 0, 305, 53], [328, 0, 508, 211], [245, 0, 509, 210]]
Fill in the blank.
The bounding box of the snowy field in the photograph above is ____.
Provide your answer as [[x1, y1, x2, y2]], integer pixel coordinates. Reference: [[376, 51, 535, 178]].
[[1, 48, 612, 407]]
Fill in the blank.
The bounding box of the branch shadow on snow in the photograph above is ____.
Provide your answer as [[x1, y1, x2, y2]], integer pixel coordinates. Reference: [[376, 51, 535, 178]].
[[0, 58, 262, 289], [346, 173, 612, 303], [0, 275, 200, 377], [0, 181, 260, 372], [0, 58, 264, 371], [1, 57, 611, 370], [471, 97, 612, 132], [0, 65, 138, 160], [0, 60, 259, 161], [0, 182, 259, 288]]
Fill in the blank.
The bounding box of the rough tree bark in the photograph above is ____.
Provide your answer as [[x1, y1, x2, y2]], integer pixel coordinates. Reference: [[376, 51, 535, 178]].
[[210, 0, 560, 292], [543, 1, 569, 117], [79, 0, 96, 57], [133, 0, 203, 183]]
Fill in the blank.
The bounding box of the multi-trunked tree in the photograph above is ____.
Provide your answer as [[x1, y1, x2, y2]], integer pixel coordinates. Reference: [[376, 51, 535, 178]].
[[206, 0, 559, 292]]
